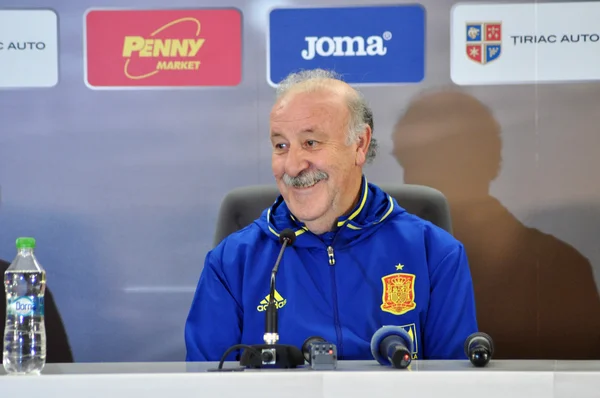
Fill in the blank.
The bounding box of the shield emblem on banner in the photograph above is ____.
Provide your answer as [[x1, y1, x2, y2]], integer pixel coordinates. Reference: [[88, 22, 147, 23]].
[[465, 22, 502, 65]]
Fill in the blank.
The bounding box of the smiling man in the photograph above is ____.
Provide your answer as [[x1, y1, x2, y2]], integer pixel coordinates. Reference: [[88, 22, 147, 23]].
[[185, 69, 478, 363]]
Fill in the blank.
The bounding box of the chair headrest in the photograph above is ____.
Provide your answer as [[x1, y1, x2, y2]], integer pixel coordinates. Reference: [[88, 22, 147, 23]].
[[212, 184, 452, 247]]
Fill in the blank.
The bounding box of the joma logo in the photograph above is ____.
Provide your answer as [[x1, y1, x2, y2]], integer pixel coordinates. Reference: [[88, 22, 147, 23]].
[[301, 31, 392, 60]]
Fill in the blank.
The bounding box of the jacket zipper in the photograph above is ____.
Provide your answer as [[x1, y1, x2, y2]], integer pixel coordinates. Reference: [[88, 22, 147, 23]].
[[327, 246, 335, 265], [327, 243, 343, 358]]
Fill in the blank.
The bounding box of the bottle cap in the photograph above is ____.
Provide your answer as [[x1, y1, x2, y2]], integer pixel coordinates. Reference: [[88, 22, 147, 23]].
[[16, 237, 36, 249]]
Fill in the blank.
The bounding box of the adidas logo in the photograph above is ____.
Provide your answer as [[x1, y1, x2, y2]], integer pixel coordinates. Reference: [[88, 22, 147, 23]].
[[256, 290, 287, 312]]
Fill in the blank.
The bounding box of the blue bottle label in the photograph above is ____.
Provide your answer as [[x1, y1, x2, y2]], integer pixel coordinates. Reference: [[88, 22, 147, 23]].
[[7, 296, 45, 317]]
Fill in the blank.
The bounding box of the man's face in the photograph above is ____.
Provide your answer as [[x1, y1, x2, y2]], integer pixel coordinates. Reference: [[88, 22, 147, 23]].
[[269, 89, 365, 226]]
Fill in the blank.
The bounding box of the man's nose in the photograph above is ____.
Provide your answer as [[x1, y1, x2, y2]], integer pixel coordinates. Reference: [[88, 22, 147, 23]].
[[284, 146, 310, 177]]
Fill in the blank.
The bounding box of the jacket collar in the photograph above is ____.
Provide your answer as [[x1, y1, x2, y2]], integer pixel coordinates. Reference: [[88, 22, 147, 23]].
[[258, 175, 403, 249]]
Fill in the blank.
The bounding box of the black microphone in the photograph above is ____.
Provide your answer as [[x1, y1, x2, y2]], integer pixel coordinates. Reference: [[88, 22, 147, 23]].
[[264, 229, 296, 341], [370, 326, 414, 369], [239, 229, 304, 369], [464, 332, 494, 367]]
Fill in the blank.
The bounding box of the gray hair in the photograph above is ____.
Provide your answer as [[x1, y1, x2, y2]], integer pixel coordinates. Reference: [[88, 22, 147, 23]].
[[275, 69, 378, 164]]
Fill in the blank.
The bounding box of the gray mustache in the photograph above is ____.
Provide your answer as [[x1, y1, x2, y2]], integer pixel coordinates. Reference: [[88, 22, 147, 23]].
[[283, 170, 328, 188]]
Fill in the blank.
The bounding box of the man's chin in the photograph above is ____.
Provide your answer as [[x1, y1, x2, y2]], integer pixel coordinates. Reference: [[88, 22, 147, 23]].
[[287, 205, 326, 225], [283, 181, 327, 216]]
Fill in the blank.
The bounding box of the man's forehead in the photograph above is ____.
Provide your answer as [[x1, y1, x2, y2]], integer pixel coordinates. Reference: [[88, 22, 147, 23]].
[[271, 102, 329, 124], [270, 90, 346, 121], [269, 116, 325, 138]]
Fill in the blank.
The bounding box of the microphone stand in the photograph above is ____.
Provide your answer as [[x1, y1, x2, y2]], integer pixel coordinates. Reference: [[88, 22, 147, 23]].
[[239, 234, 304, 369]]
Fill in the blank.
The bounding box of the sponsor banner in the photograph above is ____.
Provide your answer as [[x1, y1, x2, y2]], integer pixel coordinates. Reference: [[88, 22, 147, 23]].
[[85, 8, 242, 88], [451, 2, 600, 85], [0, 9, 58, 88], [268, 5, 426, 86]]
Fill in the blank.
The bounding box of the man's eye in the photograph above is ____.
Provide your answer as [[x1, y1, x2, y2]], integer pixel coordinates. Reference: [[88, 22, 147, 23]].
[[306, 140, 317, 147], [275, 143, 287, 149]]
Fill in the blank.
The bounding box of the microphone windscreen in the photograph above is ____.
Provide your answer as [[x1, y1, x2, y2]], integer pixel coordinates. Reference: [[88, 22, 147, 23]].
[[370, 326, 413, 366], [279, 229, 296, 246], [464, 332, 494, 356]]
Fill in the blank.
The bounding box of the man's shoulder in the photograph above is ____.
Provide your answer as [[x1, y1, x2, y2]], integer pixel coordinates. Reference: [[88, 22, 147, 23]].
[[207, 222, 274, 266], [383, 210, 464, 258], [216, 222, 269, 248]]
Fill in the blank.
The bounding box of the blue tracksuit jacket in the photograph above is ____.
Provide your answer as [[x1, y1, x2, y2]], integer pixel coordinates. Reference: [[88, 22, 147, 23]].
[[185, 176, 478, 361]]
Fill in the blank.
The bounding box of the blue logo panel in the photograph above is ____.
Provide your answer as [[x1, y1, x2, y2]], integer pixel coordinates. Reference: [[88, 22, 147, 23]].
[[268, 5, 426, 85]]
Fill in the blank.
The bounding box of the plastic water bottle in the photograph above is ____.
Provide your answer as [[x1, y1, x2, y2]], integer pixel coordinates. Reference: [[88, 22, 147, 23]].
[[3, 237, 46, 375]]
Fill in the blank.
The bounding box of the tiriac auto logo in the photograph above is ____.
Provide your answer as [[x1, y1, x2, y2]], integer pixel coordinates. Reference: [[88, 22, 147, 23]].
[[85, 9, 242, 88]]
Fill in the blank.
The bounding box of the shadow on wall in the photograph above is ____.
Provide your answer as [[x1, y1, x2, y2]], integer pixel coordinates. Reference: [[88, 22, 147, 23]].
[[524, 202, 600, 286], [390, 89, 600, 359]]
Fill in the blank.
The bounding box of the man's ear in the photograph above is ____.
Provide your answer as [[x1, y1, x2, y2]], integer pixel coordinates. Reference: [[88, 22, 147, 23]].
[[355, 125, 372, 166]]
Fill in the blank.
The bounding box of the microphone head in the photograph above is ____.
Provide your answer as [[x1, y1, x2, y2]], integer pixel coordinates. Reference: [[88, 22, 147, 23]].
[[279, 229, 296, 246], [370, 326, 413, 367], [301, 336, 326, 363], [464, 331, 494, 357], [469, 348, 491, 367]]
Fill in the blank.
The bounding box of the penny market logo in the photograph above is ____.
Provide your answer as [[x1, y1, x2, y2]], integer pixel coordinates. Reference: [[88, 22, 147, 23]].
[[121, 17, 205, 80]]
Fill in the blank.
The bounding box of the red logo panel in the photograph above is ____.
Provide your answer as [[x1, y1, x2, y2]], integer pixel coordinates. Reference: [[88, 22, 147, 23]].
[[85, 9, 242, 87]]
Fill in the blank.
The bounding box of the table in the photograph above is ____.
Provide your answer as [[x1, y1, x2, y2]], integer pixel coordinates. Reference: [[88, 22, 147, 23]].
[[1, 360, 599, 397]]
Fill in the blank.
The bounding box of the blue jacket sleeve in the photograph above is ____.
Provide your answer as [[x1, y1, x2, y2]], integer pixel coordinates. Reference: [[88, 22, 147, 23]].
[[184, 250, 243, 361], [423, 243, 478, 359]]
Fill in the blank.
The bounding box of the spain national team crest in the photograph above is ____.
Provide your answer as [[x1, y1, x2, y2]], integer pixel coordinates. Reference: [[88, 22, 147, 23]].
[[380, 273, 416, 315], [465, 22, 502, 64]]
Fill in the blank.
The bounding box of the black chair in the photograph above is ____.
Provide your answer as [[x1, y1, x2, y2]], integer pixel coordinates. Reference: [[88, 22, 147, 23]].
[[213, 184, 452, 247]]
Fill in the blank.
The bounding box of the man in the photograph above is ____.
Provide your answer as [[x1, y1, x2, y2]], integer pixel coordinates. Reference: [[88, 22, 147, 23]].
[[1, 258, 74, 363], [185, 69, 478, 362]]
